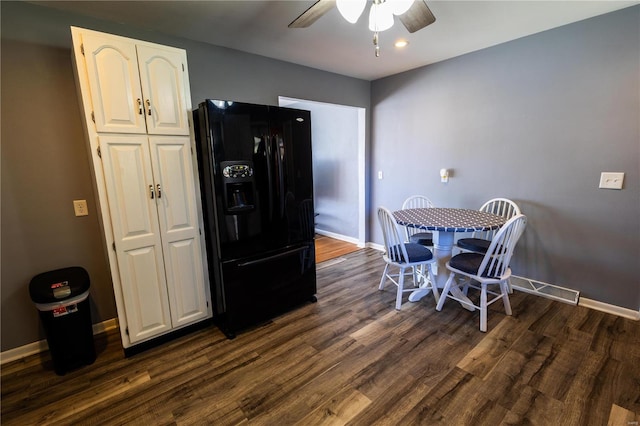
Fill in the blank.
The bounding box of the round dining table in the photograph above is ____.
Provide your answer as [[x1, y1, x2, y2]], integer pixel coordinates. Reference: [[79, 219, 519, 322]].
[[393, 207, 506, 309]]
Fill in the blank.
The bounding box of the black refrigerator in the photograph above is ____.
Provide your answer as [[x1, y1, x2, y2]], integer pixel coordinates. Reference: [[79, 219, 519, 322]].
[[193, 100, 316, 338]]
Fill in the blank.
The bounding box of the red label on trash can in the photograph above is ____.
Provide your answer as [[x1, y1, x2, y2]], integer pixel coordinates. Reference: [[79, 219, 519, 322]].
[[53, 304, 78, 317]]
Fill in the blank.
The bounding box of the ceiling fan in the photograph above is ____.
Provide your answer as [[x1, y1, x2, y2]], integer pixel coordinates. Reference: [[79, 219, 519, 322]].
[[289, 0, 436, 56]]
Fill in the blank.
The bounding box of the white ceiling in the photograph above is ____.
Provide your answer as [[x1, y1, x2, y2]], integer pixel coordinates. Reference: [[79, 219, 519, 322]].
[[31, 0, 638, 80]]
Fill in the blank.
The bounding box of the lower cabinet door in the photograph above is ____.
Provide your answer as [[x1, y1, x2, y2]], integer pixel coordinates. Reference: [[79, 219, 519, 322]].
[[149, 136, 209, 327], [99, 134, 173, 343], [164, 237, 209, 327], [118, 245, 173, 342]]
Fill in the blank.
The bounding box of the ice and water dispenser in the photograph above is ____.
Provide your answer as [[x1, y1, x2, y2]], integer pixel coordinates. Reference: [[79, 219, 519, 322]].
[[221, 161, 255, 214]]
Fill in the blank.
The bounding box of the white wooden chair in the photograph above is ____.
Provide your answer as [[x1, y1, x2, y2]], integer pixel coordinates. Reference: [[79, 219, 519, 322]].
[[377, 206, 439, 310], [436, 214, 527, 332], [401, 195, 435, 247], [456, 198, 520, 254]]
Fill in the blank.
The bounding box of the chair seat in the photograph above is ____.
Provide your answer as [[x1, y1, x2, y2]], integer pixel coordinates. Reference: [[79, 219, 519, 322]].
[[409, 232, 433, 246], [449, 252, 500, 278], [457, 237, 490, 253], [391, 243, 433, 263]]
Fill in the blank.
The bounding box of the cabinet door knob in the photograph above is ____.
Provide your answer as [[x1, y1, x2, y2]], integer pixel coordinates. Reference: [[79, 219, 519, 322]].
[[149, 184, 155, 199], [146, 99, 152, 116], [137, 98, 143, 115], [157, 184, 162, 198]]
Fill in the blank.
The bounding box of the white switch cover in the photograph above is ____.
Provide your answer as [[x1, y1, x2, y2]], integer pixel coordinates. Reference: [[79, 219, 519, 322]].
[[599, 172, 624, 190], [73, 199, 89, 216], [378, 171, 383, 180]]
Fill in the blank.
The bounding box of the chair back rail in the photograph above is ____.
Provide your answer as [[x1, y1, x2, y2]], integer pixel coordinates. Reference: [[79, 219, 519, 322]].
[[479, 214, 528, 279], [401, 195, 434, 240], [378, 206, 409, 263], [472, 198, 521, 240]]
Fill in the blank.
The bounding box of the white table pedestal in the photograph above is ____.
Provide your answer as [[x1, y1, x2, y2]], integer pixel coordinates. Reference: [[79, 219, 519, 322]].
[[408, 231, 474, 311]]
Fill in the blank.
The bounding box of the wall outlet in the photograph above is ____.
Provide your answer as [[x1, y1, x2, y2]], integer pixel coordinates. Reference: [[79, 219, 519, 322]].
[[599, 172, 624, 190], [73, 199, 89, 216]]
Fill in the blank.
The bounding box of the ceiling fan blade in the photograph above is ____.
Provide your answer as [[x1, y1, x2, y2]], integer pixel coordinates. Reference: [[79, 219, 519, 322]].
[[398, 0, 436, 33], [288, 0, 337, 28]]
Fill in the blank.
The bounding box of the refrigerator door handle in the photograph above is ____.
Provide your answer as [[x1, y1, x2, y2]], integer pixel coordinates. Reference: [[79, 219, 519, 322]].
[[237, 246, 307, 267]]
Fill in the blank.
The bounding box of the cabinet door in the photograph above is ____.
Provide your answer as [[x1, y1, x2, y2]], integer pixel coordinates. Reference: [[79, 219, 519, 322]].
[[99, 134, 172, 343], [81, 33, 147, 134], [137, 45, 190, 136], [149, 136, 209, 327]]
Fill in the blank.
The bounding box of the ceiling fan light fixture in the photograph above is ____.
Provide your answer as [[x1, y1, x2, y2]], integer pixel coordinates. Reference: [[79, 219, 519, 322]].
[[368, 1, 394, 32], [336, 0, 367, 24]]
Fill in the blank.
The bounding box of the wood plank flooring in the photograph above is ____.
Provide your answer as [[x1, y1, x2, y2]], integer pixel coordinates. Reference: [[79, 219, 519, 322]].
[[2, 248, 639, 425]]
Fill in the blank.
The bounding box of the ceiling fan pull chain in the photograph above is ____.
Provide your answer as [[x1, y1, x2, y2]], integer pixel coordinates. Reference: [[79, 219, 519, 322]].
[[373, 31, 380, 57]]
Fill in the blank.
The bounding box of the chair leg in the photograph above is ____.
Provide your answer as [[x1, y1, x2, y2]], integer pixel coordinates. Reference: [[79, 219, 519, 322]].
[[379, 264, 390, 290], [480, 284, 488, 332], [396, 266, 406, 310], [501, 281, 512, 315], [436, 272, 455, 311]]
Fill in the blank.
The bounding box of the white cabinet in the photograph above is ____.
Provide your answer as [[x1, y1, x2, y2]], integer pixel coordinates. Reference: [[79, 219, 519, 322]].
[[81, 30, 190, 135], [71, 27, 211, 349]]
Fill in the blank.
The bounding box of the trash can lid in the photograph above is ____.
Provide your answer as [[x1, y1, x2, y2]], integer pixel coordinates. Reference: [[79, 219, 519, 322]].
[[29, 266, 90, 303]]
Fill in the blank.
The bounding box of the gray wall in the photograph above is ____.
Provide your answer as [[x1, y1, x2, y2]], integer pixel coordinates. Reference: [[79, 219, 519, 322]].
[[0, 1, 370, 352], [370, 7, 639, 310]]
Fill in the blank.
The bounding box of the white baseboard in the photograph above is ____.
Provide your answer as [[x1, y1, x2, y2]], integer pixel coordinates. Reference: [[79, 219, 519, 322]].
[[0, 318, 119, 365], [578, 298, 640, 320], [315, 229, 364, 247], [366, 242, 384, 251]]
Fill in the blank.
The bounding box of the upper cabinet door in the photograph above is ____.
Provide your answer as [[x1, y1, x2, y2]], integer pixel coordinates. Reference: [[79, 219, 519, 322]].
[[137, 45, 190, 136], [81, 32, 147, 134]]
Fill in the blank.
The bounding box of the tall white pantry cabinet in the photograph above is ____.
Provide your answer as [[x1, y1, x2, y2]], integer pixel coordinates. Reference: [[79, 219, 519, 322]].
[[70, 27, 212, 350]]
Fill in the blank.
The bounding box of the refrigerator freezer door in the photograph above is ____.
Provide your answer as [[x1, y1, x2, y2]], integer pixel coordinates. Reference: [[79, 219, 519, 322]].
[[218, 243, 316, 338]]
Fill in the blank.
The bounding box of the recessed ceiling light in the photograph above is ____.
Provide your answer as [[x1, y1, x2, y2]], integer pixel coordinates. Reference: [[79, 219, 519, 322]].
[[395, 40, 409, 48]]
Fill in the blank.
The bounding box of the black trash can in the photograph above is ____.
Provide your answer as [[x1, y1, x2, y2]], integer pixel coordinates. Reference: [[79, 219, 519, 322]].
[[29, 266, 96, 375]]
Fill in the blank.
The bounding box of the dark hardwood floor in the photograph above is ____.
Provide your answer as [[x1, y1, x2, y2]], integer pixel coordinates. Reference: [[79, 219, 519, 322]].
[[2, 247, 639, 425]]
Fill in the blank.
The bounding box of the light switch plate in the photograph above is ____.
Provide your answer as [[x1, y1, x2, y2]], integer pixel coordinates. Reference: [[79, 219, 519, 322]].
[[599, 172, 624, 190], [73, 199, 89, 216]]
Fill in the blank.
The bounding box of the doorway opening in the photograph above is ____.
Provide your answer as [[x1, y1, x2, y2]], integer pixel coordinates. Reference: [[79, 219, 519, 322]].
[[279, 96, 365, 248]]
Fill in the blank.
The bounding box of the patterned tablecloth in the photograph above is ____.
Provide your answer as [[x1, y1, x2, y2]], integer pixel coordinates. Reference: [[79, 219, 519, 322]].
[[393, 208, 505, 233]]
